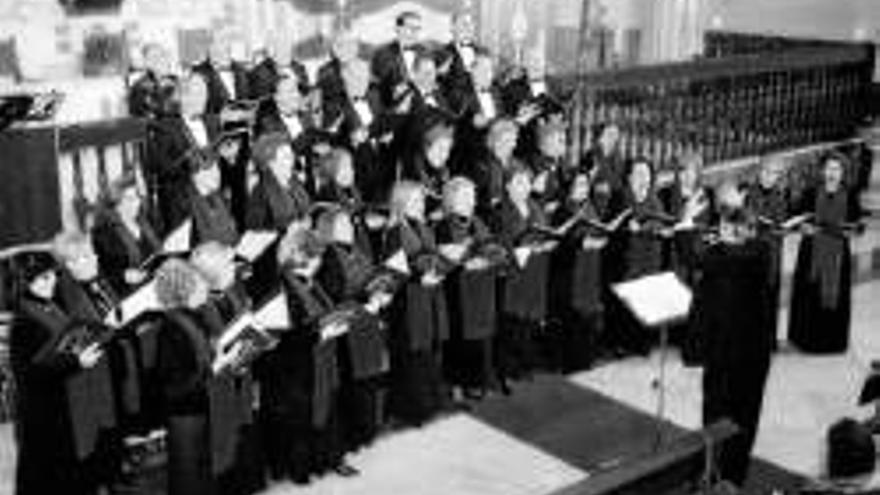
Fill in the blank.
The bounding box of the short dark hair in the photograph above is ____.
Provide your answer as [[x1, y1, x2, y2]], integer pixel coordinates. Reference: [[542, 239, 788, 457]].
[[396, 11, 421, 26]]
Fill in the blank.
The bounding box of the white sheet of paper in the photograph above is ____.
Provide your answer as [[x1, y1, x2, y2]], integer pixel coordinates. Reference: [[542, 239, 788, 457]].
[[438, 243, 468, 263], [321, 321, 349, 342], [782, 213, 813, 231], [236, 231, 279, 262], [531, 80, 547, 96], [384, 249, 410, 275], [513, 246, 531, 268], [184, 117, 209, 148], [478, 91, 497, 119], [219, 70, 237, 100], [353, 100, 374, 127], [253, 292, 290, 329], [118, 280, 160, 325], [163, 219, 192, 253], [612, 271, 692, 328], [283, 115, 303, 139]]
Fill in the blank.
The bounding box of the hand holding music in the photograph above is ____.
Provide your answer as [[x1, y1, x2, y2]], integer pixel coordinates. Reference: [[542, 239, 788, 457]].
[[124, 268, 148, 286], [78, 343, 104, 369]]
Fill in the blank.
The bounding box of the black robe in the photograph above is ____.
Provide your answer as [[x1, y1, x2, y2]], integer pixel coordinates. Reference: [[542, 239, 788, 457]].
[[191, 61, 251, 115], [317, 243, 388, 450], [788, 187, 858, 354], [91, 212, 161, 296], [245, 170, 311, 231], [383, 218, 450, 425], [147, 114, 221, 234], [491, 197, 552, 378], [695, 237, 773, 485], [435, 214, 501, 390], [189, 189, 240, 247], [582, 147, 626, 221], [11, 295, 104, 495], [549, 200, 606, 371], [255, 267, 343, 482]]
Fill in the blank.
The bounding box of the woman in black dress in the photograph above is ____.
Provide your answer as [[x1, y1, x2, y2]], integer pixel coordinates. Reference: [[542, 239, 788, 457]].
[[581, 123, 625, 220], [256, 223, 356, 483], [153, 258, 216, 495], [10, 251, 106, 495], [314, 147, 375, 259], [659, 152, 712, 364], [383, 181, 451, 425], [92, 175, 161, 296], [550, 172, 608, 372], [246, 132, 312, 232], [187, 151, 240, 247], [788, 152, 860, 354], [436, 176, 505, 399], [745, 155, 792, 351], [316, 208, 391, 452], [609, 157, 671, 356], [491, 167, 553, 387]]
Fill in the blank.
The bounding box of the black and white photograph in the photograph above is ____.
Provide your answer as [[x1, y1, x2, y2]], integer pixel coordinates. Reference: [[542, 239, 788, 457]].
[[2, 0, 880, 494]]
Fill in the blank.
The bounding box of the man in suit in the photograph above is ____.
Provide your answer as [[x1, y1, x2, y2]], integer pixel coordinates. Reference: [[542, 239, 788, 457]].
[[317, 31, 360, 112], [191, 38, 250, 116], [437, 11, 489, 117], [370, 11, 425, 108], [128, 43, 177, 119]]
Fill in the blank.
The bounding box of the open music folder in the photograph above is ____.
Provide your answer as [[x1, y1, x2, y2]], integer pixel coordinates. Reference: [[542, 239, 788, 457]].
[[612, 271, 693, 328]]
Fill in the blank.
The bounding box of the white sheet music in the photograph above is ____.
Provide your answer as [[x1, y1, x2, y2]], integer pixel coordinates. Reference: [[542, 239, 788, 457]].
[[253, 292, 290, 329], [384, 249, 410, 275], [478, 91, 497, 119], [162, 219, 192, 253], [513, 246, 531, 268], [530, 80, 547, 96], [612, 271, 692, 328], [353, 99, 374, 127], [116, 280, 160, 325], [236, 230, 278, 262], [283, 115, 304, 139], [438, 243, 469, 263]]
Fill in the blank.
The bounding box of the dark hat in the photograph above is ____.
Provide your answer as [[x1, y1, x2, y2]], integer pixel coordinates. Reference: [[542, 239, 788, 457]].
[[17, 250, 57, 284], [827, 418, 876, 479]]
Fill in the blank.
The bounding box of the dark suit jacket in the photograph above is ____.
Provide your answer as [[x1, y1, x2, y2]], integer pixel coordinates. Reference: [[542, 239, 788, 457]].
[[191, 60, 251, 115], [370, 41, 425, 107], [248, 57, 310, 101]]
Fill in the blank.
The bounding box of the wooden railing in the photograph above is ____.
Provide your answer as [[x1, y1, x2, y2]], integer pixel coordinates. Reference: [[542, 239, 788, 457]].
[[553, 42, 875, 172]]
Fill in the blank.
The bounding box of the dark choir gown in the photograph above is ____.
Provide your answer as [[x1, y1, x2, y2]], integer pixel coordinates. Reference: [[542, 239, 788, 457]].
[[492, 197, 552, 380], [245, 169, 311, 232], [148, 114, 221, 235], [383, 218, 450, 425], [198, 283, 264, 495], [582, 147, 626, 221], [317, 242, 389, 451], [608, 192, 669, 355], [189, 188, 240, 247], [745, 182, 790, 350], [788, 187, 858, 354], [694, 236, 773, 485], [659, 184, 715, 364], [436, 214, 502, 393], [255, 268, 344, 483], [314, 184, 375, 260], [550, 200, 606, 372], [91, 212, 161, 296], [155, 307, 216, 495], [11, 294, 115, 495]]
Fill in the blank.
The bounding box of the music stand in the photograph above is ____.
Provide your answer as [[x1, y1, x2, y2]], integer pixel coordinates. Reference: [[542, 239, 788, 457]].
[[613, 271, 693, 451]]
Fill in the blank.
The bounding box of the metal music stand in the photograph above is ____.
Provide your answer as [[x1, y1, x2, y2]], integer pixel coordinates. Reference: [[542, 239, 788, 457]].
[[613, 271, 693, 451]]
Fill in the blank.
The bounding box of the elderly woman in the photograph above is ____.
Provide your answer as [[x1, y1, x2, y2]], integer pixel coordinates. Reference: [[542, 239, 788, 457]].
[[153, 258, 214, 495], [383, 180, 451, 425], [435, 176, 505, 398], [246, 131, 311, 231], [256, 222, 357, 484], [11, 251, 107, 495], [581, 123, 625, 220], [92, 175, 160, 295], [788, 152, 861, 354]]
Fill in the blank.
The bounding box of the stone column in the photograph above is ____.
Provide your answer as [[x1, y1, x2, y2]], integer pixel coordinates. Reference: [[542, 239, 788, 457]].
[[861, 122, 880, 221]]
